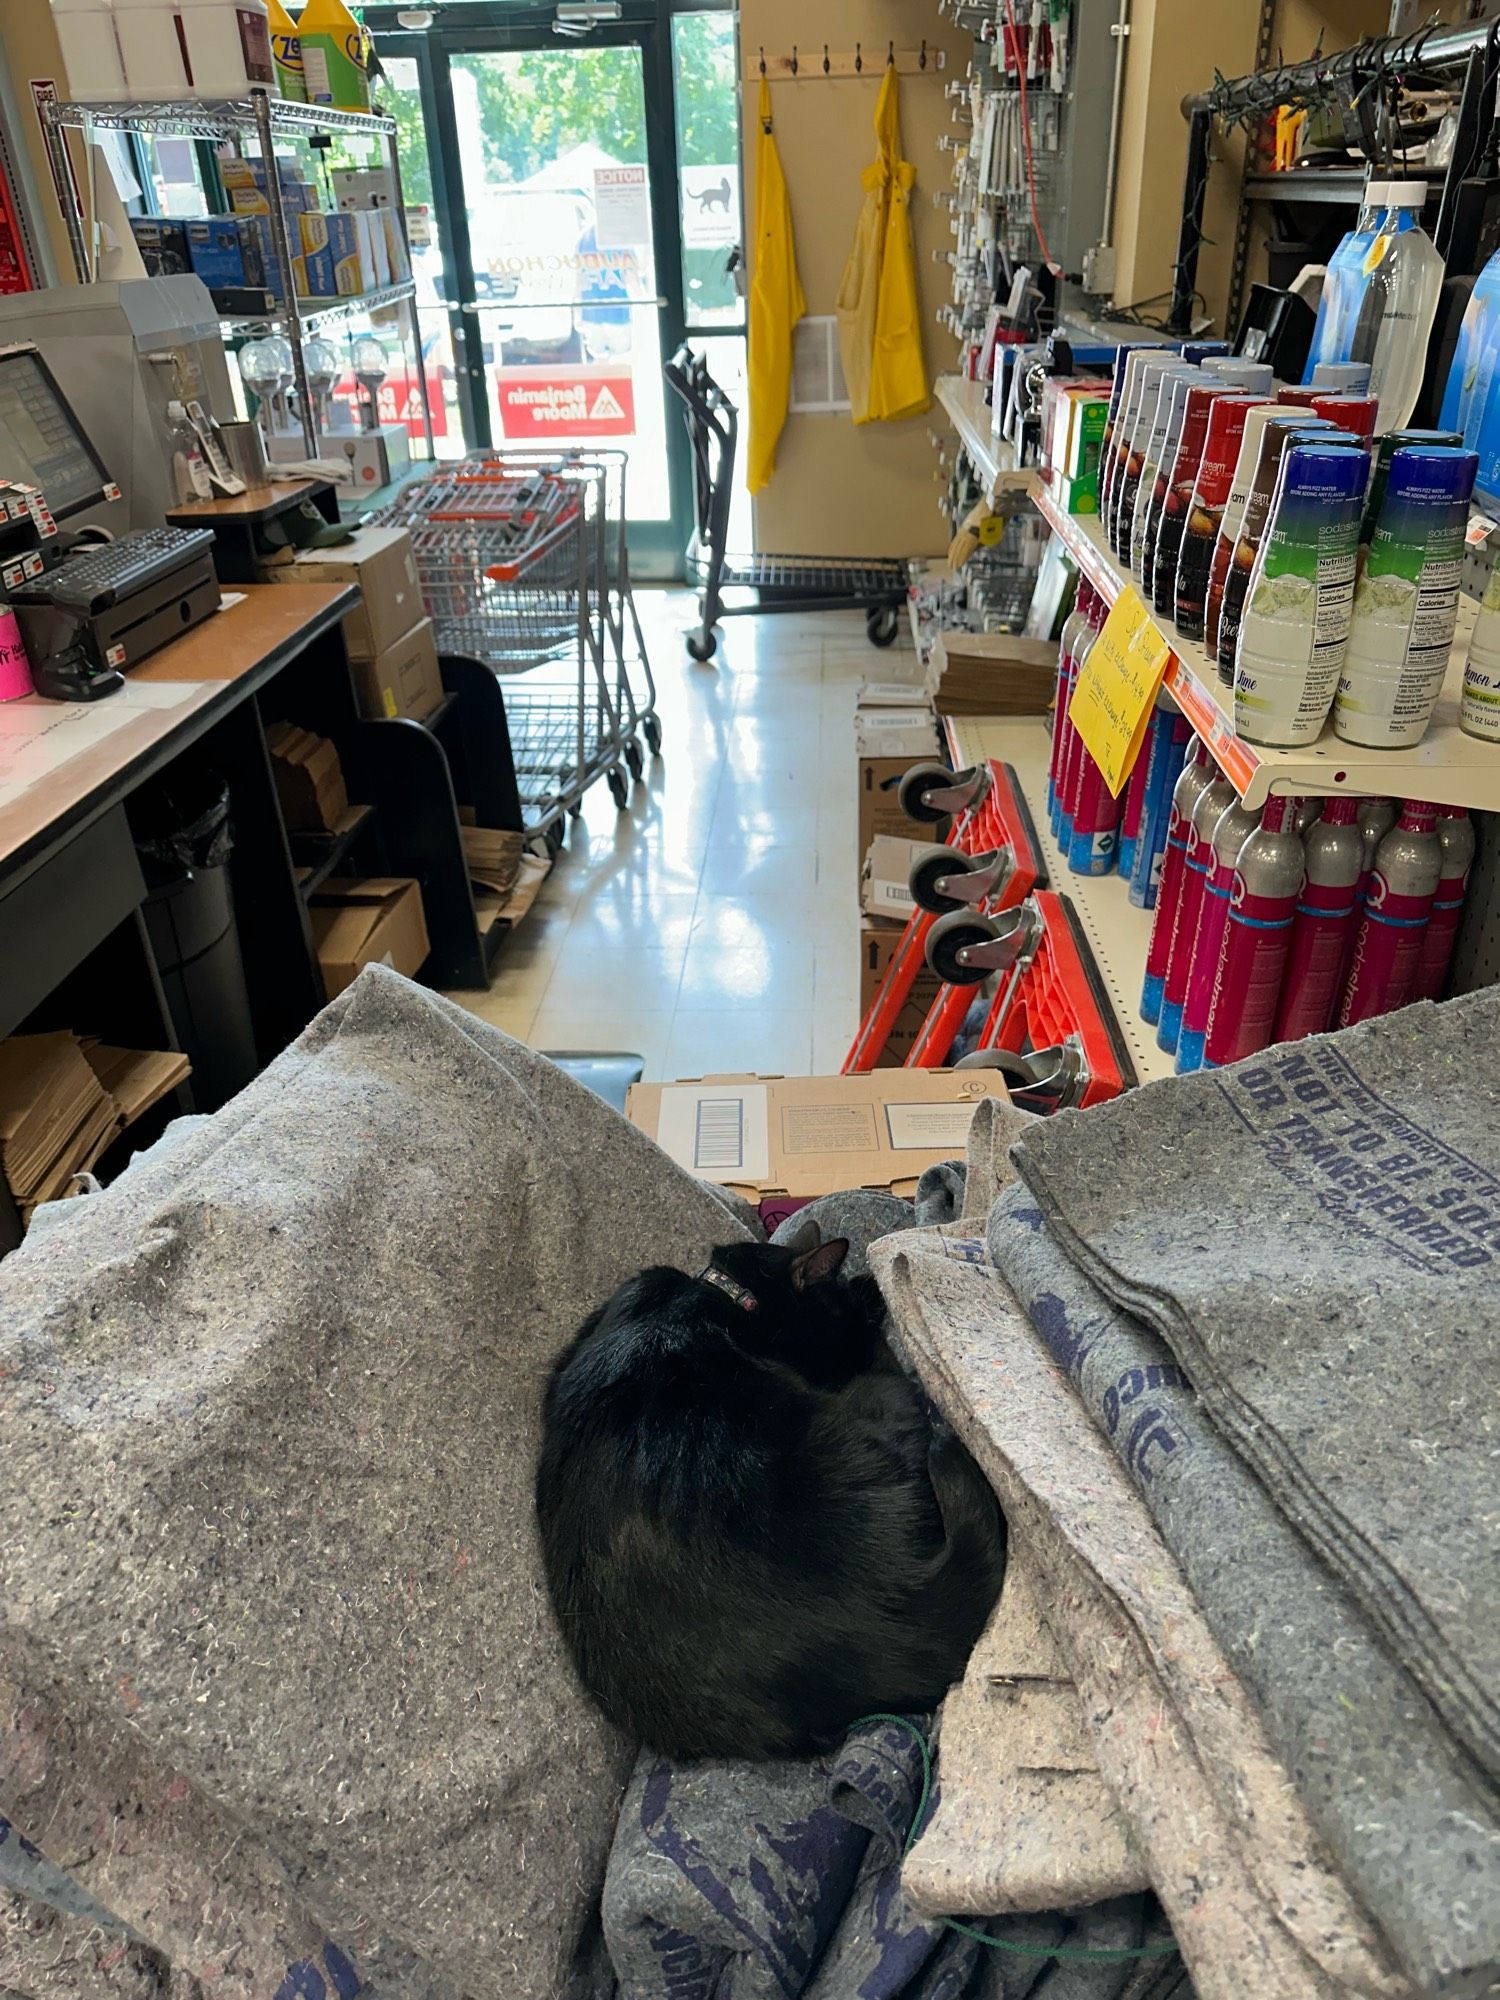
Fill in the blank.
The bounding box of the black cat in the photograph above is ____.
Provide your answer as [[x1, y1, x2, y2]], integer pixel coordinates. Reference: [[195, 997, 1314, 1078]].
[[535, 1227, 1006, 1761]]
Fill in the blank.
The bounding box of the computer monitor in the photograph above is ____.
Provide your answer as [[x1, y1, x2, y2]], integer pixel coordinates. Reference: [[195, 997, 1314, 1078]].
[[0, 343, 115, 522]]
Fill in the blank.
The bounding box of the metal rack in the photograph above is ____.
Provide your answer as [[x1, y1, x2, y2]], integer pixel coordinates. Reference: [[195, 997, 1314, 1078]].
[[43, 90, 434, 460]]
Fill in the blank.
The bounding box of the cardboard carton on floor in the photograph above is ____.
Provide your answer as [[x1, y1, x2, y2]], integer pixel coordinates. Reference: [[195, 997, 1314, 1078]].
[[309, 878, 431, 999], [349, 616, 444, 722], [626, 1068, 1009, 1205], [262, 526, 424, 660], [925, 630, 1056, 717], [861, 834, 926, 922], [266, 723, 349, 832], [855, 699, 945, 863], [860, 917, 941, 1065]]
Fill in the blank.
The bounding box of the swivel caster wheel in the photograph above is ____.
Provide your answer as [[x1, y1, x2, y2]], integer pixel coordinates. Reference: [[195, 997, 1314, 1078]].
[[644, 714, 663, 754], [607, 765, 630, 809], [866, 605, 901, 648], [625, 738, 645, 781], [686, 630, 718, 662], [924, 909, 1001, 986]]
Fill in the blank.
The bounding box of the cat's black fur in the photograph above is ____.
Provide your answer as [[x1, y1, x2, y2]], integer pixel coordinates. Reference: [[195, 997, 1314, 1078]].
[[535, 1229, 1006, 1761]]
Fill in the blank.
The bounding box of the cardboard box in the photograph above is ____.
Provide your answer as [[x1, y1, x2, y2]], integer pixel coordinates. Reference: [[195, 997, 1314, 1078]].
[[925, 630, 1056, 717], [266, 723, 350, 832], [860, 918, 942, 1066], [129, 217, 191, 276], [297, 211, 362, 297], [861, 835, 925, 921], [309, 878, 431, 1000], [625, 1068, 1010, 1204], [349, 615, 443, 722], [333, 166, 397, 209], [854, 703, 939, 760], [354, 205, 391, 288], [855, 699, 942, 865], [319, 424, 410, 490], [261, 526, 424, 660]]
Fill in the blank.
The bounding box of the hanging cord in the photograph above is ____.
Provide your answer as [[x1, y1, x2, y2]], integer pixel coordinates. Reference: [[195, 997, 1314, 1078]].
[[855, 1714, 1183, 1965], [1000, 0, 1061, 276]]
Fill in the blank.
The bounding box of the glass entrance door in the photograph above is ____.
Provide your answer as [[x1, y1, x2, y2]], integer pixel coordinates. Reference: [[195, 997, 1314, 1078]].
[[448, 41, 675, 545]]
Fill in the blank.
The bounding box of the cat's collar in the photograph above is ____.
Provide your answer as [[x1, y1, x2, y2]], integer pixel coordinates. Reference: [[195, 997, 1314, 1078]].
[[699, 1265, 759, 1313]]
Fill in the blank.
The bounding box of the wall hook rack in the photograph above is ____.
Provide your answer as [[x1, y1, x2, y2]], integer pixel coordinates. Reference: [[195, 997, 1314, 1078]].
[[744, 46, 946, 80]]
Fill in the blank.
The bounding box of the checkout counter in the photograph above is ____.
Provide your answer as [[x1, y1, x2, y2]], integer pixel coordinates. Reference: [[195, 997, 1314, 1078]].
[[0, 284, 523, 1254]]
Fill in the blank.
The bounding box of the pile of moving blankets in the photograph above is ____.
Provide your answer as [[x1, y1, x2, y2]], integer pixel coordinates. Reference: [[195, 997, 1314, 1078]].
[[878, 987, 1500, 2000], [0, 971, 1495, 2000]]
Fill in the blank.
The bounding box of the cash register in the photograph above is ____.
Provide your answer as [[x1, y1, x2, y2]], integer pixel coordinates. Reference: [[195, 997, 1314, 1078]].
[[0, 343, 219, 700]]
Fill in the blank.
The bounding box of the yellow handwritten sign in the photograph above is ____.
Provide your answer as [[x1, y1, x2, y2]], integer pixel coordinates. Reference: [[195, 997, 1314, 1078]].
[[1067, 585, 1171, 797]]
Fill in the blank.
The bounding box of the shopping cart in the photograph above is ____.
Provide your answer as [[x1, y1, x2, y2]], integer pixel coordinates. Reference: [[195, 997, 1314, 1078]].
[[844, 760, 1045, 1072], [373, 449, 657, 848], [664, 345, 912, 662]]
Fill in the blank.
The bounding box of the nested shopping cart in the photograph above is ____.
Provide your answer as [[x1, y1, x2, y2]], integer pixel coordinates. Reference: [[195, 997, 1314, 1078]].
[[665, 345, 912, 662], [846, 760, 1135, 1112], [372, 448, 657, 850]]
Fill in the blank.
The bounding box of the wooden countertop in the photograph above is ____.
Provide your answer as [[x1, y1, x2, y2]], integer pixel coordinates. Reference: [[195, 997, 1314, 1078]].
[[165, 478, 336, 523], [0, 583, 356, 882]]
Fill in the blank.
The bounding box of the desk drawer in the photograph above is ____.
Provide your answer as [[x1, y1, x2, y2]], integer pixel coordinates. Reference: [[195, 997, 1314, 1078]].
[[0, 806, 146, 1038]]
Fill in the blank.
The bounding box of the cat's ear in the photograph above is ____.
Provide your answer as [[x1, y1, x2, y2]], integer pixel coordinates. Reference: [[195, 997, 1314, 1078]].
[[785, 1218, 822, 1255], [791, 1238, 849, 1290]]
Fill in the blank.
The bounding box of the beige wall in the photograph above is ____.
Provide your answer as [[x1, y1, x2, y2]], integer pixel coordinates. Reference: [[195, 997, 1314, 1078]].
[[740, 0, 970, 559]]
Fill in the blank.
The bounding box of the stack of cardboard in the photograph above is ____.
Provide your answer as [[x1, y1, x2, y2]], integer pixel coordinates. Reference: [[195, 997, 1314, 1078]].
[[0, 1034, 190, 1221], [923, 631, 1055, 718], [262, 528, 443, 723], [309, 879, 432, 1001], [267, 724, 350, 833], [461, 826, 525, 902]]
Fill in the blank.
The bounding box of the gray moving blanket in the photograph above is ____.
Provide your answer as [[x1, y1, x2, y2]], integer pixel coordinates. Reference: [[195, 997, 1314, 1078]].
[[1010, 995, 1500, 1787], [0, 967, 760, 2000], [988, 995, 1500, 2000]]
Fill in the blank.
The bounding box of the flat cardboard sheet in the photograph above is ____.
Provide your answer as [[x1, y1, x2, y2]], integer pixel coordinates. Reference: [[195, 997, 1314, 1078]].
[[626, 1069, 1010, 1201]]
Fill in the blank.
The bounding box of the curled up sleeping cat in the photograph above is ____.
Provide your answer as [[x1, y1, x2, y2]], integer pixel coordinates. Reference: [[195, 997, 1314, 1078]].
[[535, 1225, 1007, 1760]]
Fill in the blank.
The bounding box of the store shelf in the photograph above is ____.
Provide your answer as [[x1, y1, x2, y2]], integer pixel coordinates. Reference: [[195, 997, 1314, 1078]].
[[1034, 480, 1500, 813], [45, 96, 396, 140], [944, 712, 1175, 1086], [1243, 168, 1369, 205], [935, 376, 1042, 504], [221, 280, 417, 337]]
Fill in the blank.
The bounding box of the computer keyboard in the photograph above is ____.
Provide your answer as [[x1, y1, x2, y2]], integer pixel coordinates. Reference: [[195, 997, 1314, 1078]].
[[34, 528, 217, 613]]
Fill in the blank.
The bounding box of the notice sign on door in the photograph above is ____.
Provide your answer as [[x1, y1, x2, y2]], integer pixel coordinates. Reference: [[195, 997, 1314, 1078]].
[[593, 164, 651, 249], [495, 365, 637, 439]]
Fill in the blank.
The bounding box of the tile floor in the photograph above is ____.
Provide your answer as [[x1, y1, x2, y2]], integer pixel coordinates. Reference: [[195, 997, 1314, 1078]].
[[449, 591, 903, 1079]]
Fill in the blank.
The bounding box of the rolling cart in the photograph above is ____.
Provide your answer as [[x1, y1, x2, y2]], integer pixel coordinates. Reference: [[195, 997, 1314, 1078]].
[[665, 346, 912, 662], [373, 450, 656, 849]]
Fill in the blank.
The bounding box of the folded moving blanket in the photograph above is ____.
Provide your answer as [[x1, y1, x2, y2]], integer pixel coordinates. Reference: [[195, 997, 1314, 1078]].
[[987, 1174, 1500, 2000], [1008, 996, 1500, 1789]]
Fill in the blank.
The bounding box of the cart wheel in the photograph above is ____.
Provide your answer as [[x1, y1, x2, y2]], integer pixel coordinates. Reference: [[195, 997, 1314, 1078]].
[[909, 842, 978, 916], [544, 821, 566, 857], [607, 765, 630, 809], [867, 606, 901, 648], [644, 714, 663, 755], [625, 738, 645, 781], [686, 630, 718, 662], [898, 760, 960, 825], [926, 908, 1000, 986]]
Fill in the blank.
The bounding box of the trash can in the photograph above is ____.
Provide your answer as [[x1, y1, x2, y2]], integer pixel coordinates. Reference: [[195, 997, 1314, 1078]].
[[134, 771, 260, 1111]]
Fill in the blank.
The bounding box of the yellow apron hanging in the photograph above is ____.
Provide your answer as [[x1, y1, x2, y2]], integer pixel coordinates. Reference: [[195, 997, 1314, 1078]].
[[838, 66, 930, 425], [746, 78, 805, 494]]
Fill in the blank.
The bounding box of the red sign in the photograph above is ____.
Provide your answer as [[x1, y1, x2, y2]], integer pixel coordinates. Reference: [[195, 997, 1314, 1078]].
[[495, 365, 636, 440], [333, 368, 448, 443]]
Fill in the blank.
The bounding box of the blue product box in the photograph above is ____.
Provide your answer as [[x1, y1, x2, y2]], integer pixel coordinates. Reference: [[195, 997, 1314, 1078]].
[[186, 217, 252, 288]]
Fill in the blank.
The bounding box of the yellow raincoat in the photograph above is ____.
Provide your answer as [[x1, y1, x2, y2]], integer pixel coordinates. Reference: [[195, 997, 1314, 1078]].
[[838, 66, 929, 425], [747, 79, 805, 494]]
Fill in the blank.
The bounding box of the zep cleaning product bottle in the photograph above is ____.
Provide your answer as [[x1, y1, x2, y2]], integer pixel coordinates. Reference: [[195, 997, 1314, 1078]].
[[267, 0, 306, 98], [1352, 183, 1445, 429], [1412, 805, 1475, 1001], [1159, 766, 1237, 1053], [1141, 740, 1213, 1023], [1130, 705, 1191, 910], [1274, 796, 1363, 1042], [1177, 794, 1259, 1073], [1335, 445, 1478, 747], [1338, 800, 1442, 1026], [1305, 184, 1389, 375], [295, 0, 371, 110], [1233, 439, 1370, 748], [1204, 795, 1306, 1066], [1461, 565, 1500, 741]]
